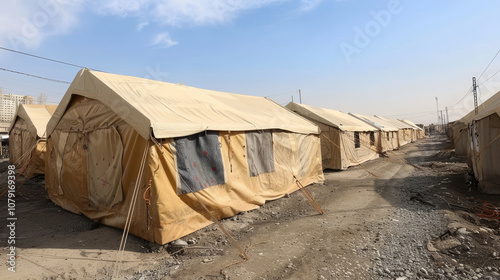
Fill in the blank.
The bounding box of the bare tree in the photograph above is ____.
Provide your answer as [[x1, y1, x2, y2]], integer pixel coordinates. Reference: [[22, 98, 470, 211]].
[[36, 92, 47, 104]]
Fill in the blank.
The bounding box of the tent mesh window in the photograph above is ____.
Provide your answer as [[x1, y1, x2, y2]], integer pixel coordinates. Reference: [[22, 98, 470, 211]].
[[370, 132, 375, 146], [246, 131, 275, 177], [174, 131, 225, 194], [354, 132, 360, 148]]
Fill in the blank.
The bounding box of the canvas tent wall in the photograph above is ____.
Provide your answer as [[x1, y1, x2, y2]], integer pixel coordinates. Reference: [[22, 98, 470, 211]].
[[44, 69, 324, 244], [8, 104, 57, 176], [349, 112, 400, 152], [453, 120, 470, 157], [375, 115, 415, 145], [285, 102, 379, 170], [468, 92, 500, 194], [400, 119, 425, 139], [453, 91, 500, 157]]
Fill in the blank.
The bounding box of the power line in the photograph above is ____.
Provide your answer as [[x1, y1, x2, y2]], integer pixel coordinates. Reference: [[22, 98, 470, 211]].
[[478, 68, 500, 86], [385, 110, 436, 117], [0, 68, 71, 84], [450, 85, 473, 109], [387, 106, 474, 119], [450, 47, 500, 110], [478, 48, 500, 81], [0, 78, 64, 95], [0, 46, 100, 71], [477, 86, 484, 104], [405, 112, 436, 120]]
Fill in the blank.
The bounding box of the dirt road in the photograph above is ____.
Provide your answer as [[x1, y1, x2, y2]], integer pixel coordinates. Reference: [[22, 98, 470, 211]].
[[2, 135, 499, 280], [169, 137, 424, 280]]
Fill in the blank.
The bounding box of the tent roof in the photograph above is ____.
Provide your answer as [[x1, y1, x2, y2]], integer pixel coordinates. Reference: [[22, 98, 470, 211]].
[[399, 119, 423, 131], [472, 91, 500, 121], [457, 90, 500, 124], [374, 115, 415, 129], [9, 104, 58, 138], [285, 102, 378, 132], [348, 113, 399, 132], [47, 69, 320, 139]]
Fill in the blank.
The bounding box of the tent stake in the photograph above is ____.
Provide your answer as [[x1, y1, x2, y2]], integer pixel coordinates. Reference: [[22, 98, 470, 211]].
[[294, 176, 323, 215]]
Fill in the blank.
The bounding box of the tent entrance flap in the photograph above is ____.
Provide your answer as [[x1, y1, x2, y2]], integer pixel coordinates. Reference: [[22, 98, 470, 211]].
[[87, 127, 124, 208], [174, 131, 225, 194]]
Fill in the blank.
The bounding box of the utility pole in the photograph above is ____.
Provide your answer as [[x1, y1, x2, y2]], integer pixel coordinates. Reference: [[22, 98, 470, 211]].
[[435, 97, 439, 131], [473, 77, 478, 115], [445, 107, 449, 127], [299, 89, 302, 104], [441, 110, 444, 130]]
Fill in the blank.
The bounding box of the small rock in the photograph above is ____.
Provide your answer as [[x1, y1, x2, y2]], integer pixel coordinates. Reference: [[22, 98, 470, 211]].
[[203, 258, 213, 263], [449, 249, 461, 255], [171, 239, 188, 248], [420, 268, 428, 275]]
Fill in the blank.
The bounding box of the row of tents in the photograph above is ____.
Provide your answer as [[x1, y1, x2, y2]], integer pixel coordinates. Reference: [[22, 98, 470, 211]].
[[452, 91, 500, 194], [7, 68, 424, 244]]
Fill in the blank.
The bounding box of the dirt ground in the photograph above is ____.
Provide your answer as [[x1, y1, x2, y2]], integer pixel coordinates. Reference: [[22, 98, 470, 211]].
[[1, 135, 500, 280]]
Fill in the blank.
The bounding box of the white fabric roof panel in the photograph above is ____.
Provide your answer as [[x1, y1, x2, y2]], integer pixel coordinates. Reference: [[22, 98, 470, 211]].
[[472, 91, 500, 121], [9, 104, 58, 138], [349, 112, 399, 132], [399, 119, 423, 131], [285, 102, 378, 132], [374, 115, 415, 129], [458, 91, 500, 124]]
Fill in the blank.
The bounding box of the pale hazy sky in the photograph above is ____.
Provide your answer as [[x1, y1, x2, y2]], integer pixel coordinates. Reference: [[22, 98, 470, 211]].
[[1, 0, 500, 125]]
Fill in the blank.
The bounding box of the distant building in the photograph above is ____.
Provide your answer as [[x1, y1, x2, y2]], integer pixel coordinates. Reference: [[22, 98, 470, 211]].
[[0, 93, 34, 123]]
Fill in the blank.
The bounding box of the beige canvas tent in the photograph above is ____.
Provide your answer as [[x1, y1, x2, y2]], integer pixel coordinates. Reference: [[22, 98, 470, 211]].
[[468, 92, 500, 194], [285, 102, 379, 170], [453, 91, 500, 158], [400, 119, 425, 139], [375, 115, 416, 145], [9, 104, 57, 176], [44, 69, 324, 244], [349, 112, 400, 152]]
